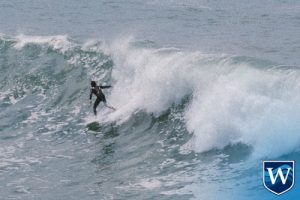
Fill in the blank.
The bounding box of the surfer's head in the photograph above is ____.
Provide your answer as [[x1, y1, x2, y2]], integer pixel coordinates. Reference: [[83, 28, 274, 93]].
[[91, 81, 97, 87]]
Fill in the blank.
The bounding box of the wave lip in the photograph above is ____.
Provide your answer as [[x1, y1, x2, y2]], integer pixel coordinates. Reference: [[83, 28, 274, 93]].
[[12, 34, 74, 52]]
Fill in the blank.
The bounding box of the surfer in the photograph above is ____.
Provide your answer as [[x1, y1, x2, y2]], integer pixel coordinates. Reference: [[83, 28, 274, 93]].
[[89, 81, 115, 115]]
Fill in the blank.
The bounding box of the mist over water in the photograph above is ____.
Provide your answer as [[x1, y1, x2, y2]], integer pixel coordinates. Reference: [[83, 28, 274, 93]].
[[0, 1, 300, 199]]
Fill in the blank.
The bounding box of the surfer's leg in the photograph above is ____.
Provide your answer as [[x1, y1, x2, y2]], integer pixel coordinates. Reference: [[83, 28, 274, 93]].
[[93, 98, 101, 115], [102, 96, 115, 111], [104, 103, 116, 111]]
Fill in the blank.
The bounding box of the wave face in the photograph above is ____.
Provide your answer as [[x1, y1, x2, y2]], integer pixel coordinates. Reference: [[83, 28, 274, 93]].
[[1, 34, 300, 199]]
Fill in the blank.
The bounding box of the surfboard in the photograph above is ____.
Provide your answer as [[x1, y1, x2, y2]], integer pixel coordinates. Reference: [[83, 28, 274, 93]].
[[86, 121, 102, 132]]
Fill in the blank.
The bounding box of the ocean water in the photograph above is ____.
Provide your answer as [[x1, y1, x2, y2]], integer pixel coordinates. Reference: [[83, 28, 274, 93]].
[[0, 0, 300, 199]]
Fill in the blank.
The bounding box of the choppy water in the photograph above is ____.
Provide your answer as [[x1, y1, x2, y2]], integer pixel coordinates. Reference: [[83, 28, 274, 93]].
[[0, 1, 300, 200]]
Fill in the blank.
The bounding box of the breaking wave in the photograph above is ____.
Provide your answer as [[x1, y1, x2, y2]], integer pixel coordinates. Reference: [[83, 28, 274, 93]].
[[1, 34, 300, 160]]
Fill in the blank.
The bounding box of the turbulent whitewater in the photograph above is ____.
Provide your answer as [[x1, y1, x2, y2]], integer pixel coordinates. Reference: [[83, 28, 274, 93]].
[[0, 34, 300, 199]]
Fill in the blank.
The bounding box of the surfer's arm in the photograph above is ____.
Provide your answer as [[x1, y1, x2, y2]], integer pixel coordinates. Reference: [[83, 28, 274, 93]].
[[100, 85, 111, 89]]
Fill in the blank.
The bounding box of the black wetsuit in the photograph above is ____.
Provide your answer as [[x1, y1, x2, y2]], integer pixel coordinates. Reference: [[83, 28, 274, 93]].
[[90, 85, 111, 115]]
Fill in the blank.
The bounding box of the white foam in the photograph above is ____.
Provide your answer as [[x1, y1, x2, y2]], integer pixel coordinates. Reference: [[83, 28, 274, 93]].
[[183, 65, 300, 158], [102, 37, 300, 158], [102, 37, 204, 122], [14, 34, 73, 52], [138, 178, 162, 190]]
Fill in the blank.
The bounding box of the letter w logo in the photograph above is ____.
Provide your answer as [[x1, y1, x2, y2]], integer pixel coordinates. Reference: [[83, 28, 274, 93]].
[[263, 161, 294, 195], [266, 167, 291, 184]]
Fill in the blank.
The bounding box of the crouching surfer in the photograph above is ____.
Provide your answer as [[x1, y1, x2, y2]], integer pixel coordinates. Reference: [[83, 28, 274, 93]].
[[89, 81, 115, 115]]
